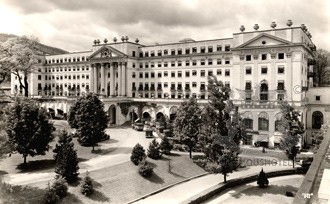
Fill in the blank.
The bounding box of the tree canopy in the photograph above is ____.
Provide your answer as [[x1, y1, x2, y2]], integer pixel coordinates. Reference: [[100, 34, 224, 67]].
[[68, 93, 109, 150], [5, 99, 55, 164], [313, 49, 330, 86]]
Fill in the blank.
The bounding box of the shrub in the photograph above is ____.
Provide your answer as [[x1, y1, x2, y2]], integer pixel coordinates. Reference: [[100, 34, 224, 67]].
[[160, 136, 173, 155], [131, 143, 146, 165], [205, 162, 222, 173], [193, 158, 208, 168], [43, 183, 60, 204], [163, 129, 171, 137], [257, 168, 269, 188], [51, 178, 68, 198], [173, 144, 186, 152], [81, 171, 94, 196], [138, 160, 153, 178], [147, 139, 161, 160]]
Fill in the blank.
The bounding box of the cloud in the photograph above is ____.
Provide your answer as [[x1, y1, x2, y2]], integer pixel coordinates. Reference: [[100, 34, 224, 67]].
[[2, 0, 329, 51]]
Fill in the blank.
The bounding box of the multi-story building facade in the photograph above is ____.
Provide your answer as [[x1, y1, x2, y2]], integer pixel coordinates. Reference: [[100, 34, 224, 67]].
[[11, 21, 319, 147]]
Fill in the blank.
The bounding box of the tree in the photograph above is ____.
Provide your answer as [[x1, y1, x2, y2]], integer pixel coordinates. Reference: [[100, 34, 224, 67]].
[[174, 97, 202, 158], [81, 171, 94, 196], [53, 130, 79, 183], [219, 150, 236, 183], [0, 36, 43, 97], [257, 168, 269, 188], [278, 102, 305, 168], [159, 136, 173, 155], [68, 93, 109, 150], [147, 139, 161, 160], [313, 49, 329, 86], [5, 99, 55, 165], [43, 183, 60, 204], [130, 143, 146, 165]]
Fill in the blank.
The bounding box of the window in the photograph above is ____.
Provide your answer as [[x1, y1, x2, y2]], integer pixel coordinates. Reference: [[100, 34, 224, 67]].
[[164, 49, 168, 55], [171, 61, 175, 67], [225, 69, 230, 76], [217, 59, 222, 65], [139, 73, 143, 78], [225, 82, 230, 88], [261, 67, 268, 74], [164, 82, 168, 88], [245, 82, 252, 90], [164, 62, 168, 67], [217, 45, 222, 52], [243, 118, 253, 129], [246, 55, 252, 61], [157, 50, 162, 56], [225, 59, 230, 64], [201, 59, 205, 66], [192, 82, 197, 87], [139, 63, 143, 68], [208, 59, 213, 65], [316, 96, 321, 101], [139, 52, 143, 57], [185, 48, 190, 54], [178, 61, 182, 66], [151, 72, 155, 78], [260, 82, 268, 101], [261, 54, 267, 60], [38, 75, 42, 80], [151, 62, 154, 68], [225, 45, 230, 51], [200, 82, 206, 91], [158, 72, 162, 78], [200, 70, 205, 77], [145, 63, 149, 68], [277, 81, 285, 90], [185, 71, 190, 77], [258, 112, 269, 131], [145, 72, 149, 78], [246, 67, 252, 75], [192, 47, 197, 53], [186, 60, 190, 66], [150, 51, 155, 57], [145, 51, 149, 57], [208, 46, 213, 53], [158, 62, 161, 67], [86, 75, 89, 79], [278, 66, 285, 74], [107, 73, 110, 78], [178, 71, 182, 78], [278, 53, 285, 59], [178, 48, 182, 55], [278, 94, 285, 101], [171, 49, 175, 55], [217, 69, 222, 75], [192, 60, 197, 66], [200, 47, 205, 53], [171, 71, 175, 78], [132, 51, 136, 57], [133, 63, 136, 68], [164, 71, 168, 77], [208, 70, 213, 76], [192, 70, 197, 76], [312, 111, 323, 129]]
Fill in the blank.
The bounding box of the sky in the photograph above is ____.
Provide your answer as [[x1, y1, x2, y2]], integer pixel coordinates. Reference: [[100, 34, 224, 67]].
[[0, 0, 329, 52]]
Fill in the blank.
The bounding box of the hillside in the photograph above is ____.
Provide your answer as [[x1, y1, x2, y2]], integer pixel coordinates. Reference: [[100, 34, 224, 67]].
[[0, 33, 68, 55]]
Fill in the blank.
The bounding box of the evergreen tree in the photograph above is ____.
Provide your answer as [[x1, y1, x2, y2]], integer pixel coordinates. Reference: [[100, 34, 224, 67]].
[[43, 183, 60, 204], [130, 143, 146, 165], [159, 136, 173, 155], [53, 130, 79, 183], [174, 97, 202, 158], [5, 99, 55, 165], [68, 93, 110, 150], [278, 102, 305, 168], [81, 171, 94, 196], [147, 139, 161, 160]]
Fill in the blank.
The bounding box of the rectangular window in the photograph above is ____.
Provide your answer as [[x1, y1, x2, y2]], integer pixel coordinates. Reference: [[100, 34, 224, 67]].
[[262, 54, 267, 60], [38, 75, 41, 80], [185, 71, 190, 77], [246, 55, 252, 61], [158, 50, 162, 56], [200, 47, 205, 53], [192, 47, 197, 53], [132, 63, 136, 68], [132, 51, 136, 57], [178, 61, 182, 66], [316, 96, 321, 101], [278, 66, 285, 74], [217, 69, 222, 75], [217, 45, 222, 52], [151, 72, 155, 78], [139, 73, 143, 78], [217, 59, 222, 65], [145, 51, 149, 57], [164, 62, 168, 67], [261, 67, 268, 74], [158, 62, 161, 67], [185, 48, 190, 54], [186, 60, 190, 66], [201, 59, 205, 66], [225, 82, 230, 88], [192, 70, 197, 76], [192, 60, 197, 66], [171, 61, 175, 67], [151, 62, 154, 68], [246, 67, 252, 75], [86, 75, 89, 79], [145, 63, 149, 68], [225, 45, 230, 51], [139, 52, 143, 57], [225, 69, 230, 76], [277, 81, 285, 90], [171, 71, 175, 78], [150, 51, 155, 57], [245, 82, 252, 90], [139, 63, 143, 68], [164, 49, 168, 55], [208, 59, 213, 65], [171, 49, 175, 55], [132, 72, 136, 78], [200, 70, 205, 77], [278, 53, 285, 59], [192, 82, 197, 87], [208, 46, 213, 53], [178, 48, 182, 55], [158, 72, 162, 78], [178, 71, 182, 78], [164, 71, 168, 77], [164, 82, 168, 88], [225, 59, 230, 64], [208, 70, 213, 76]]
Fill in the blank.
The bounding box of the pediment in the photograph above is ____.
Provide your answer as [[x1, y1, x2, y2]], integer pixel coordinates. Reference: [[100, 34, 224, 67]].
[[236, 33, 293, 49], [89, 46, 127, 59]]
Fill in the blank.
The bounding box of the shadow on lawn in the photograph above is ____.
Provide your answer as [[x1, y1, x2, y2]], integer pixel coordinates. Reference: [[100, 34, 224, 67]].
[[16, 159, 55, 172], [148, 173, 165, 184], [63, 192, 83, 204], [88, 190, 111, 202], [100, 138, 119, 144], [91, 147, 132, 155], [231, 184, 298, 199]]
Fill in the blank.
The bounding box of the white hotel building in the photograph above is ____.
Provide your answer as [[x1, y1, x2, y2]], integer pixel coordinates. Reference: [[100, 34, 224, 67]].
[[12, 21, 325, 147]]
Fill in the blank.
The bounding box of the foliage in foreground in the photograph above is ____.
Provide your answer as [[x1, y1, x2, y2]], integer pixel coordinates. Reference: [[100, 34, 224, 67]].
[[51, 178, 68, 198], [147, 139, 161, 160], [81, 171, 94, 196], [131, 143, 146, 165], [138, 159, 154, 178], [43, 183, 60, 204], [5, 99, 55, 164], [159, 136, 173, 155]]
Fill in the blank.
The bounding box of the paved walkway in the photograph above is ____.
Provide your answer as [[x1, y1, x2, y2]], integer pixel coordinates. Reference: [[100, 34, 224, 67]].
[[133, 160, 297, 204]]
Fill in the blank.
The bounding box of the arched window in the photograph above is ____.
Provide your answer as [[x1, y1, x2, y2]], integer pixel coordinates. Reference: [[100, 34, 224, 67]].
[[242, 111, 253, 129], [258, 112, 269, 131], [274, 113, 283, 131], [312, 111, 323, 129], [260, 82, 268, 101]]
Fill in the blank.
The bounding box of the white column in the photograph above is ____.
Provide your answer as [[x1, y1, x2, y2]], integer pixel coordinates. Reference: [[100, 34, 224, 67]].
[[110, 63, 115, 96], [93, 64, 98, 93], [100, 63, 105, 96], [118, 63, 122, 96], [122, 62, 126, 96], [90, 64, 94, 93]]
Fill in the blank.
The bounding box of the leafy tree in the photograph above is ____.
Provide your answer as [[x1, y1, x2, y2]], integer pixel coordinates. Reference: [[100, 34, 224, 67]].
[[159, 136, 173, 155], [5, 99, 55, 165], [313, 49, 329, 86], [174, 97, 202, 158], [68, 93, 109, 150], [81, 171, 94, 196], [138, 159, 153, 177], [43, 183, 60, 204], [147, 139, 161, 160], [0, 36, 43, 97], [53, 130, 79, 183], [219, 150, 237, 183], [278, 102, 305, 168], [51, 178, 68, 198], [130, 143, 146, 165]]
